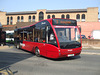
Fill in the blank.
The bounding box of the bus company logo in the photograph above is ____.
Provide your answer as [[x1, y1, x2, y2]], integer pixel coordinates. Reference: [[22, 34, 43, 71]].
[[41, 22, 46, 25]]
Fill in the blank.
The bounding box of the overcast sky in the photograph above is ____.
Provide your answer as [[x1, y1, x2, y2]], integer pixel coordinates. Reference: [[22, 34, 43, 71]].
[[0, 0, 100, 18]]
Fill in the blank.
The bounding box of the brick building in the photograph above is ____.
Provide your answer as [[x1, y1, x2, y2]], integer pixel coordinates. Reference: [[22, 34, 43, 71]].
[[0, 7, 100, 37]]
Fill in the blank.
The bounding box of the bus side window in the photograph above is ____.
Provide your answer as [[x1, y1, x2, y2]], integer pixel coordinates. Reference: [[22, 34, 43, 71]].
[[34, 25, 41, 42], [40, 27, 46, 43], [34, 28, 38, 42]]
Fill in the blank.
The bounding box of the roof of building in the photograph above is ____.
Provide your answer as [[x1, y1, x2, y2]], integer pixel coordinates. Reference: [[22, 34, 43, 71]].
[[2, 25, 15, 27], [2, 22, 36, 31], [6, 9, 87, 15], [46, 9, 87, 13], [6, 11, 37, 15]]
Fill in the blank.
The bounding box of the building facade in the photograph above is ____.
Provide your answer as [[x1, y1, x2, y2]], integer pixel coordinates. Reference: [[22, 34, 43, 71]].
[[0, 7, 99, 25], [0, 7, 99, 38]]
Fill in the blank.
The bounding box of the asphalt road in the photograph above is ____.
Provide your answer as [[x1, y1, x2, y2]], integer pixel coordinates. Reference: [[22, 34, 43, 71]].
[[0, 46, 100, 75]]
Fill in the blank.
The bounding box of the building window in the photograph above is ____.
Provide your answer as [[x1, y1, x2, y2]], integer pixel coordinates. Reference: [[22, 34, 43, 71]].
[[82, 14, 85, 22], [66, 14, 70, 19], [21, 16, 24, 22], [17, 16, 20, 22], [39, 12, 44, 21], [61, 14, 65, 18], [29, 16, 31, 22], [7, 17, 9, 25], [47, 15, 50, 19], [33, 16, 35, 22], [76, 14, 80, 22], [52, 15, 55, 18], [10, 17, 13, 25]]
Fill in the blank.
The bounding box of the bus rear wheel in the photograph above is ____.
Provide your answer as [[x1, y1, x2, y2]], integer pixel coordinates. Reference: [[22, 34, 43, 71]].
[[35, 48, 40, 57]]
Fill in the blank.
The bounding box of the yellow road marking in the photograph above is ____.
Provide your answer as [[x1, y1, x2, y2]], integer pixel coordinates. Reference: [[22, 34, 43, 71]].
[[0, 70, 13, 75], [0, 71, 8, 75]]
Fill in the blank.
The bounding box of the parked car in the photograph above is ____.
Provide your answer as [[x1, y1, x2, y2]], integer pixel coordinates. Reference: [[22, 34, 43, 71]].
[[81, 35, 87, 39]]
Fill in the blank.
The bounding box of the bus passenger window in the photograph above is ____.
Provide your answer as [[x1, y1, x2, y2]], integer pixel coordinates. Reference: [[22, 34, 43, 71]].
[[34, 26, 41, 42], [40, 27, 46, 43], [34, 29, 38, 42], [35, 37, 38, 42]]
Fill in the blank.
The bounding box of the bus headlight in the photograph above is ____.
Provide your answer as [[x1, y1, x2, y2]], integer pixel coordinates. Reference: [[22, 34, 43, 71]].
[[59, 50, 60, 52]]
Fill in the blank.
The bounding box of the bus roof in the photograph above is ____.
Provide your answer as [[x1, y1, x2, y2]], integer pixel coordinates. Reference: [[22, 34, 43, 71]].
[[15, 18, 77, 31]]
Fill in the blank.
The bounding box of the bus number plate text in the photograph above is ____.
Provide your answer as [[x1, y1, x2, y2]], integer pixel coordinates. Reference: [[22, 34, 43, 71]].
[[68, 54, 74, 57]]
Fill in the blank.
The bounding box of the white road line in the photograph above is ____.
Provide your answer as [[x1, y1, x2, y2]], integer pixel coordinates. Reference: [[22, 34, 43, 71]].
[[81, 52, 100, 55]]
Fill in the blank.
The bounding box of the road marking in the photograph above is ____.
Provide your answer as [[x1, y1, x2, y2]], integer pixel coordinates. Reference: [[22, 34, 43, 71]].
[[0, 70, 13, 75], [0, 66, 14, 75], [0, 71, 8, 75], [81, 52, 100, 55]]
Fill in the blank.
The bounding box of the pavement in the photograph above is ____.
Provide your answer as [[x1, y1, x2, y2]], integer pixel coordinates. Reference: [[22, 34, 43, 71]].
[[0, 44, 14, 49]]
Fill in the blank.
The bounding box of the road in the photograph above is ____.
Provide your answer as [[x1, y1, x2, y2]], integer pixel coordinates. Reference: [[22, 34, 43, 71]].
[[0, 46, 100, 75]]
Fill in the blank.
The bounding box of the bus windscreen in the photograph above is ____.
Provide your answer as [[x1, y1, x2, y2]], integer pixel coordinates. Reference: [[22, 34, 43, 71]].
[[52, 19, 77, 26]]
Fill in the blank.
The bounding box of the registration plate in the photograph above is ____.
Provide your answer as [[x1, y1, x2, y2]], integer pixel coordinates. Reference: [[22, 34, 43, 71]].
[[68, 54, 74, 57]]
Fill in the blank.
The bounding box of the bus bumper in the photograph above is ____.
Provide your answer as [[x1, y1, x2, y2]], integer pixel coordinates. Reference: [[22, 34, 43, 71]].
[[46, 47, 82, 59], [59, 47, 82, 58]]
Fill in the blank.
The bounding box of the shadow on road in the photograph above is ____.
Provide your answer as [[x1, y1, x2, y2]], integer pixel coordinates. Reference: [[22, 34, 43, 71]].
[[0, 51, 34, 69]]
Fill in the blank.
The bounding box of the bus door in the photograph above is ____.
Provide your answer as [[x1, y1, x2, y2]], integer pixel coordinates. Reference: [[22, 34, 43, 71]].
[[37, 26, 46, 56], [45, 26, 58, 57]]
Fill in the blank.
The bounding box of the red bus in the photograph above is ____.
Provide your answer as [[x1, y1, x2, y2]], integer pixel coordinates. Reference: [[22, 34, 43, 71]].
[[14, 18, 82, 59]]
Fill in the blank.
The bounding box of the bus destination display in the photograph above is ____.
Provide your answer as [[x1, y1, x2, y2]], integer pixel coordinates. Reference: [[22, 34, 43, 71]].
[[52, 19, 77, 26]]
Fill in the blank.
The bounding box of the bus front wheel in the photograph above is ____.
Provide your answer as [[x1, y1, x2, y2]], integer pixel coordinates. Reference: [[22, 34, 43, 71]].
[[35, 48, 40, 57]]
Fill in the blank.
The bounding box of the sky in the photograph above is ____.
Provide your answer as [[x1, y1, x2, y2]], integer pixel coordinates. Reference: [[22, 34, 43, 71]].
[[0, 0, 100, 18]]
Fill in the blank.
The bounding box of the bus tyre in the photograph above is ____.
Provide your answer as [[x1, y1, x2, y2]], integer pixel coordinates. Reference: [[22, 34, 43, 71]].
[[35, 48, 40, 57]]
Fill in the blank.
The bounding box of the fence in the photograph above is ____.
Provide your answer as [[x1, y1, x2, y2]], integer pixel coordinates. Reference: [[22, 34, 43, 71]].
[[82, 39, 100, 49]]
